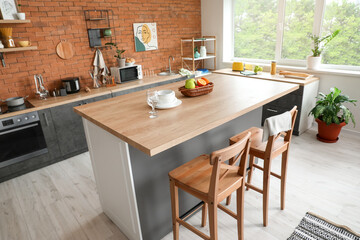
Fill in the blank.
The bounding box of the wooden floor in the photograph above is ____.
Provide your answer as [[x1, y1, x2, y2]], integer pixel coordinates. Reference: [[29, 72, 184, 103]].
[[0, 127, 359, 240]]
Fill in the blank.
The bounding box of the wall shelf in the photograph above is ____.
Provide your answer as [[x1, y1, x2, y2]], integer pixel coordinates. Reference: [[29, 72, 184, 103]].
[[0, 46, 37, 53], [181, 36, 217, 73], [0, 20, 31, 24]]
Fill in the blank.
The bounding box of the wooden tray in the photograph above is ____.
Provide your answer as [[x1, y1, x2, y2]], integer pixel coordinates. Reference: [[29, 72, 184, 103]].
[[178, 82, 214, 97]]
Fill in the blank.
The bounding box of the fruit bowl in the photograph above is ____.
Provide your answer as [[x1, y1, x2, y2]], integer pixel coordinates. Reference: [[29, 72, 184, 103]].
[[178, 82, 214, 97]]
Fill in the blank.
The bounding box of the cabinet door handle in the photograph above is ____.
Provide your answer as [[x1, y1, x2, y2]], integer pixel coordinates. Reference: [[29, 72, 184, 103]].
[[266, 108, 278, 113], [43, 113, 49, 126]]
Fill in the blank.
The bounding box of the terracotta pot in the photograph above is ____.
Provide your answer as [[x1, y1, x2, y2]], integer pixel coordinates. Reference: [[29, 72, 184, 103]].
[[315, 118, 346, 143]]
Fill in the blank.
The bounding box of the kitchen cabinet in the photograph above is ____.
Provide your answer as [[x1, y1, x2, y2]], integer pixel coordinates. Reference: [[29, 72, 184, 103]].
[[262, 80, 319, 135], [50, 94, 111, 159]]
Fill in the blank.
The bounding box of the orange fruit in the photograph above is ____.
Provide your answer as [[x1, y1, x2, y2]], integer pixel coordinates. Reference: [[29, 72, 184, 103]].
[[197, 78, 207, 86], [201, 77, 210, 84]]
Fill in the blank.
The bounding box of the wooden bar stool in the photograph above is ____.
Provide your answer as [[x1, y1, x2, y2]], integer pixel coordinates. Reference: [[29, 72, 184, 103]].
[[226, 106, 298, 227], [168, 131, 251, 240]]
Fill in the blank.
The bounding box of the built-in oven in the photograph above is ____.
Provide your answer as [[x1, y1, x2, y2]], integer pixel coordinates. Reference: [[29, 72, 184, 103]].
[[0, 112, 48, 168]]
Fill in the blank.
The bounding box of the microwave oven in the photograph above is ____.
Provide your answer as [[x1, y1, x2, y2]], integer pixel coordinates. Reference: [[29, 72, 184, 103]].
[[110, 65, 143, 84]]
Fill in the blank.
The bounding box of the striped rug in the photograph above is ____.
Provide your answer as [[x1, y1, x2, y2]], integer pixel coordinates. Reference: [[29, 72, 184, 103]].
[[288, 212, 360, 240]]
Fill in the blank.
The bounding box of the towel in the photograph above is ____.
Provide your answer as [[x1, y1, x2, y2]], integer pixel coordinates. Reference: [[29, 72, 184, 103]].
[[262, 111, 292, 142], [93, 49, 109, 77]]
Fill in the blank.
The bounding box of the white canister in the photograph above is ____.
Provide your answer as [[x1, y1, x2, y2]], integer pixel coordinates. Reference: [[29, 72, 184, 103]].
[[16, 13, 26, 20], [200, 46, 206, 57], [0, 41, 4, 49]]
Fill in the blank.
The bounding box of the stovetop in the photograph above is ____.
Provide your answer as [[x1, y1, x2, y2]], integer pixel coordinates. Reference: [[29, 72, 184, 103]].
[[0, 102, 34, 115]]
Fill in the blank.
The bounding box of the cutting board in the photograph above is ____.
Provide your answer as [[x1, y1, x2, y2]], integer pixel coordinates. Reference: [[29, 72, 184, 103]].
[[56, 40, 74, 60]]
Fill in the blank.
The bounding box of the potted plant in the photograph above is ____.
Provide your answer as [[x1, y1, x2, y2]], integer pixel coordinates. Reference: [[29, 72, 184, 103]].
[[307, 29, 340, 69], [309, 87, 357, 143], [16, 4, 26, 20], [105, 42, 126, 67]]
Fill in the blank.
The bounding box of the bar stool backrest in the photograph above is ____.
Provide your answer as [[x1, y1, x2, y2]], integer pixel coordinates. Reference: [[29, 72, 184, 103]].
[[208, 132, 251, 197]]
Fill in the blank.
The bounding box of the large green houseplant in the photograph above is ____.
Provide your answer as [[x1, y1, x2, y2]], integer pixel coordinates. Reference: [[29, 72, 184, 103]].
[[307, 29, 340, 69], [309, 87, 357, 142]]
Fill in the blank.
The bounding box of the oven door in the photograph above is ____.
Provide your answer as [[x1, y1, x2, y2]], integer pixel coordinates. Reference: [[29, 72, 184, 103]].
[[0, 121, 48, 168]]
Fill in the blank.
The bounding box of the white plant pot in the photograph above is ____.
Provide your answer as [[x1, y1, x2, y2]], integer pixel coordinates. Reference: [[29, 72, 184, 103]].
[[307, 55, 321, 70], [16, 13, 26, 20], [117, 58, 125, 68]]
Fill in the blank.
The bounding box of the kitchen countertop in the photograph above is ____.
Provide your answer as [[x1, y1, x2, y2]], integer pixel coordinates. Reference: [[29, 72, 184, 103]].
[[74, 73, 299, 156], [213, 68, 319, 86], [0, 74, 185, 120]]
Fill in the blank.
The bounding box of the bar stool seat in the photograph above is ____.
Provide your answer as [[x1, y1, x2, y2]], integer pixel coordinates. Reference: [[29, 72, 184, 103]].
[[169, 154, 245, 203]]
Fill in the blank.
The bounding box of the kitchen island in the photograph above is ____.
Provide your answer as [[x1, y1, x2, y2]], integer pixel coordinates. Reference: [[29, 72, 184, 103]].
[[74, 74, 299, 240]]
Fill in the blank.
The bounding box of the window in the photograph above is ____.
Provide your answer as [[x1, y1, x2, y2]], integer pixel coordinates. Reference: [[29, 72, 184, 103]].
[[231, 0, 360, 69]]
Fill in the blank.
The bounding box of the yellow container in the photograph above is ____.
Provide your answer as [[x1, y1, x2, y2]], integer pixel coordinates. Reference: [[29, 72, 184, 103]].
[[232, 62, 244, 71], [271, 61, 277, 75]]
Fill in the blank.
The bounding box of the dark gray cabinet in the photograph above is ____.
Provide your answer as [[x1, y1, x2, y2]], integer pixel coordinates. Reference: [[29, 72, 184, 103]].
[[50, 94, 111, 159]]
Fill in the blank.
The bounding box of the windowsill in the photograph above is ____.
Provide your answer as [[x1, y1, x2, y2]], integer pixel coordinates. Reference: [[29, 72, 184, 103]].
[[222, 61, 360, 78]]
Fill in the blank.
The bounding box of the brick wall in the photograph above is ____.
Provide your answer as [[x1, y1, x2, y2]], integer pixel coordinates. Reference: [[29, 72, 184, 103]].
[[0, 0, 201, 99]]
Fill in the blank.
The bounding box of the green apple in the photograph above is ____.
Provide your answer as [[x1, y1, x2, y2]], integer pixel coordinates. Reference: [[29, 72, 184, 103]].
[[186, 78, 196, 83], [185, 80, 196, 89]]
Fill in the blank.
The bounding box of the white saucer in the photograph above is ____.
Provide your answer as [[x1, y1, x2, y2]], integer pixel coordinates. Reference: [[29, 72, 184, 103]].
[[148, 98, 182, 109]]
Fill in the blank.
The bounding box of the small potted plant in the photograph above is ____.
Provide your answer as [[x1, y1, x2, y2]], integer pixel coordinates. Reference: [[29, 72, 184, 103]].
[[307, 29, 340, 69], [309, 87, 357, 143], [105, 42, 126, 67], [16, 4, 26, 20]]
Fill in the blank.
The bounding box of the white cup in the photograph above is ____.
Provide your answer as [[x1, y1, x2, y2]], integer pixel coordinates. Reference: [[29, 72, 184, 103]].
[[16, 13, 26, 20], [157, 90, 175, 105]]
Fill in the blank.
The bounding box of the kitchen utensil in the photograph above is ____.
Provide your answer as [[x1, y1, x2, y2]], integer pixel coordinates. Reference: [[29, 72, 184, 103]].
[[2, 96, 29, 107], [62, 77, 80, 94], [18, 40, 31, 47], [34, 74, 49, 99], [279, 70, 314, 80], [148, 98, 182, 109], [56, 40, 74, 60]]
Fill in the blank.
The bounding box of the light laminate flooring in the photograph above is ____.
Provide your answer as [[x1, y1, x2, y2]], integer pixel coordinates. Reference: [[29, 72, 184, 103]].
[[0, 128, 359, 240]]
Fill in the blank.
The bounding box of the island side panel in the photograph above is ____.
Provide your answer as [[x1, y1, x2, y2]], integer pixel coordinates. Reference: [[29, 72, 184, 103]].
[[82, 119, 143, 240], [129, 108, 262, 240]]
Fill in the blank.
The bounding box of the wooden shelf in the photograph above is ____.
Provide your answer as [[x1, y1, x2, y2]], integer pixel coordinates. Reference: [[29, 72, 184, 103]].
[[0, 46, 38, 53], [181, 38, 216, 42], [0, 20, 31, 24], [182, 54, 216, 61]]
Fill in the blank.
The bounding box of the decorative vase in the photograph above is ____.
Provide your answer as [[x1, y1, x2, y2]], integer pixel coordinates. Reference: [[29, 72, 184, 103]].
[[200, 46, 206, 57], [194, 51, 200, 58], [117, 58, 125, 68], [315, 118, 346, 143], [307, 55, 321, 70], [16, 13, 26, 20]]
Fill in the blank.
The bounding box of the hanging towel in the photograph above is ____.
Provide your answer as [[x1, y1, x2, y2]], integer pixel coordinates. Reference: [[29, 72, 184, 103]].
[[262, 111, 292, 142], [93, 49, 109, 76]]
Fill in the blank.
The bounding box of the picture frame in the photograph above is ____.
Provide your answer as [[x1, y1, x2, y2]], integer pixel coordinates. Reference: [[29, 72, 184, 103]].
[[0, 0, 18, 20], [133, 23, 158, 52]]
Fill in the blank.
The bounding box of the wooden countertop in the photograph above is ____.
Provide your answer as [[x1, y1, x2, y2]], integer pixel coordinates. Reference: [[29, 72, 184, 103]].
[[0, 74, 185, 120], [74, 74, 299, 156], [213, 68, 319, 86]]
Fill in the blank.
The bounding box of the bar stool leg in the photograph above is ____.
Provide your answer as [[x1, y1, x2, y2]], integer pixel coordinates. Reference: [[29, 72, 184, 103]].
[[246, 155, 255, 190], [262, 157, 272, 227], [237, 183, 245, 240], [201, 202, 208, 227], [208, 201, 218, 240], [170, 180, 179, 240], [280, 150, 289, 210]]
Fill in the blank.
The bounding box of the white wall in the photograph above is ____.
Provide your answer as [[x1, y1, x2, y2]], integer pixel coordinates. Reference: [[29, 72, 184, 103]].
[[201, 0, 360, 133]]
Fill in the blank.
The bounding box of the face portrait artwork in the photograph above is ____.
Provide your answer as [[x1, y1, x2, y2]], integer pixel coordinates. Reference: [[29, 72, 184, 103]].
[[133, 23, 158, 52]]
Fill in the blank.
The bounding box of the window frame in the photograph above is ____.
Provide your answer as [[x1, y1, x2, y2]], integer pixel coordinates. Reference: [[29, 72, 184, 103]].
[[228, 0, 360, 71]]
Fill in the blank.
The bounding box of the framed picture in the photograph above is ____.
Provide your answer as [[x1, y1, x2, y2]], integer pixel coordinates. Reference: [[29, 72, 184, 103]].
[[133, 23, 158, 52], [0, 0, 18, 20]]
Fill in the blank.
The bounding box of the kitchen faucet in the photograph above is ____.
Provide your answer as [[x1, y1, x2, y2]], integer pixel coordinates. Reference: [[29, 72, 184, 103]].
[[168, 56, 174, 74]]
